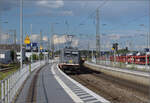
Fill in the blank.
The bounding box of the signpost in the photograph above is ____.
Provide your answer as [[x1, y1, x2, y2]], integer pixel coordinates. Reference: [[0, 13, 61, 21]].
[[40, 45, 43, 51], [24, 35, 32, 71], [24, 35, 30, 44]]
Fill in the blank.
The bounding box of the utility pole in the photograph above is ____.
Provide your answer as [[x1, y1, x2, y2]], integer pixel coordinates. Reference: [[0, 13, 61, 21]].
[[30, 24, 33, 63], [40, 30, 43, 51], [48, 37, 50, 61], [39, 30, 42, 63], [40, 30, 43, 48], [0, 28, 1, 44], [65, 20, 69, 35], [87, 34, 90, 60], [14, 30, 16, 46], [20, 0, 23, 69], [145, 32, 148, 69], [14, 30, 17, 62], [92, 48, 94, 61], [51, 24, 54, 58], [96, 8, 100, 64]]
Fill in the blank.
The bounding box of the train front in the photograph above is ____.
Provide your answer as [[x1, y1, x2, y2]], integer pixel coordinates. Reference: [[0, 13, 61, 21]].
[[59, 47, 80, 70]]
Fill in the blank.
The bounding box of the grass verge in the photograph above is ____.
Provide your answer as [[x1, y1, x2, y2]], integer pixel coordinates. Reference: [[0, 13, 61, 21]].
[[0, 63, 20, 98]]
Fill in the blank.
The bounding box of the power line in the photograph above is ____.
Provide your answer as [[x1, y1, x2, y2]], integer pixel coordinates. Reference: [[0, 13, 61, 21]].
[[73, 0, 109, 34], [79, 0, 109, 26], [106, 14, 149, 32], [96, 8, 100, 63]]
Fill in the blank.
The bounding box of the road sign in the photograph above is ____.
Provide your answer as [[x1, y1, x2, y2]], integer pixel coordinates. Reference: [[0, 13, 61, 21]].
[[24, 35, 30, 44], [40, 45, 43, 50]]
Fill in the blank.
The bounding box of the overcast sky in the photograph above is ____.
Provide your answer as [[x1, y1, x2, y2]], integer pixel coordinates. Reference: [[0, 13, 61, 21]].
[[0, 0, 149, 50]]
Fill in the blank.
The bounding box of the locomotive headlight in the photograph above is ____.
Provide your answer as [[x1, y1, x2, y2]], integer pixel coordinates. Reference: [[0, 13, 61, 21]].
[[69, 60, 73, 63]]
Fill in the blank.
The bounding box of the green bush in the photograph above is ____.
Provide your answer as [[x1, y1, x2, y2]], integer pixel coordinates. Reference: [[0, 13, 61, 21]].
[[30, 54, 39, 61]]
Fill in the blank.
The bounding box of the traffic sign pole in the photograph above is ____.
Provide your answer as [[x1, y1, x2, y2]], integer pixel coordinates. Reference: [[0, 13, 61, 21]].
[[20, 0, 23, 69]]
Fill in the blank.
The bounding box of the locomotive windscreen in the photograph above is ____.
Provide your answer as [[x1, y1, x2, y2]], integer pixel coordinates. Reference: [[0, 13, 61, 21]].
[[60, 47, 80, 65]]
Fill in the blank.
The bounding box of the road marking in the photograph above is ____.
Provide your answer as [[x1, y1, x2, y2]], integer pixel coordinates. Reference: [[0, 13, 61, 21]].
[[51, 64, 84, 103], [82, 97, 95, 101], [79, 94, 90, 98], [74, 91, 85, 94], [76, 92, 88, 95], [83, 98, 98, 102], [80, 96, 93, 99], [72, 88, 83, 91]]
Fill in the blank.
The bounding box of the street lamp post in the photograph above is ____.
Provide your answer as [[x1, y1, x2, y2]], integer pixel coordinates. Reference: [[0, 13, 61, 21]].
[[30, 24, 33, 63], [139, 24, 148, 69], [50, 22, 59, 59], [9, 29, 17, 62], [20, 0, 23, 69], [102, 24, 107, 65]]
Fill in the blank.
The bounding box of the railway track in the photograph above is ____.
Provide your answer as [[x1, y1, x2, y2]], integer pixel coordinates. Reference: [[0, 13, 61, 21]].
[[0, 65, 19, 72], [0, 67, 14, 71], [62, 66, 150, 103]]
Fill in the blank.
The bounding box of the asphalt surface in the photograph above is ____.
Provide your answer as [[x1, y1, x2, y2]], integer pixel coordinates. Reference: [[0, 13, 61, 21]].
[[15, 63, 74, 103]]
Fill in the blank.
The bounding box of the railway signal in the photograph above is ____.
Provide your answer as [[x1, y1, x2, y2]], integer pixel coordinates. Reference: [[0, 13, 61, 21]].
[[112, 43, 118, 51]]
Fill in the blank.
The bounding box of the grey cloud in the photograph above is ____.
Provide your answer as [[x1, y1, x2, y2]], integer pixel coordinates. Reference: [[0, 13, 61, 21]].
[[0, 0, 16, 11], [101, 0, 149, 23], [0, 0, 64, 12]]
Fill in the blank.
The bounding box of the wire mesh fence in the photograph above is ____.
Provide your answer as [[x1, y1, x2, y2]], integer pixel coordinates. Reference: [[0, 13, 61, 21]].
[[89, 58, 150, 72]]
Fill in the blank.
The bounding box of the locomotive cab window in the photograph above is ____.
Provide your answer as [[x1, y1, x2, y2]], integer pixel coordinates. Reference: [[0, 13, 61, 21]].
[[64, 51, 71, 57], [72, 51, 78, 56]]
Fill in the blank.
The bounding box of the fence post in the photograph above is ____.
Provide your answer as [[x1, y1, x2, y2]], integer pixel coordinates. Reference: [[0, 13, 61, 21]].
[[5, 80, 7, 103], [9, 76, 12, 102], [1, 81, 4, 103], [7, 78, 10, 103]]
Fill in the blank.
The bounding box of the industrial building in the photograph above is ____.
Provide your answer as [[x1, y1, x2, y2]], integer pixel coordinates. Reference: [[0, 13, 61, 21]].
[[0, 50, 12, 64]]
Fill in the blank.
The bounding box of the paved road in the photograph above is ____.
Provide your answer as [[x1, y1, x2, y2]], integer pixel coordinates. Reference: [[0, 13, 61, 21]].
[[15, 64, 74, 103]]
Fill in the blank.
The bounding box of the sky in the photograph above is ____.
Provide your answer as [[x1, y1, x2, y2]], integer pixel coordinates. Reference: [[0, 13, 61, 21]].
[[0, 0, 149, 51]]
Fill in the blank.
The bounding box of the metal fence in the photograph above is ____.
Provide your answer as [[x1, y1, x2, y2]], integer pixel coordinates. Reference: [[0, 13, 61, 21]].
[[0, 61, 45, 103]]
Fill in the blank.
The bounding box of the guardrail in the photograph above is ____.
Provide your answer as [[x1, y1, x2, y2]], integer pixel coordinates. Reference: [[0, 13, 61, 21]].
[[0, 61, 46, 103]]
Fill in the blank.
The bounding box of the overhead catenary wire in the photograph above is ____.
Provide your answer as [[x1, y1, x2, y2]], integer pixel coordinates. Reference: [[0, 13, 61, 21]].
[[73, 0, 109, 34], [76, 0, 148, 52]]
